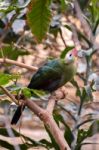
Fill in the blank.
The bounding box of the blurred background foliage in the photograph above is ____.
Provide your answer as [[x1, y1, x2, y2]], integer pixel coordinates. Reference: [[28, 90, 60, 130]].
[[0, 0, 99, 150]]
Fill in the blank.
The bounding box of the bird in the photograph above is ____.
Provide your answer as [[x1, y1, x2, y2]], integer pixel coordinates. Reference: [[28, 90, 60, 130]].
[[11, 48, 78, 125]]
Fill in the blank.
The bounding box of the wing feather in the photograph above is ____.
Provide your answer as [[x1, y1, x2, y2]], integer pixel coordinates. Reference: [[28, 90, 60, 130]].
[[28, 59, 63, 91]]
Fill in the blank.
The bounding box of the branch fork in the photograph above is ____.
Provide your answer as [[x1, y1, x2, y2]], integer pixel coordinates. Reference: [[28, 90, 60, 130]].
[[0, 85, 71, 150]]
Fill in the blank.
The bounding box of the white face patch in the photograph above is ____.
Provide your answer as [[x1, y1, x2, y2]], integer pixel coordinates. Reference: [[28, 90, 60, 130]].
[[65, 51, 74, 63]]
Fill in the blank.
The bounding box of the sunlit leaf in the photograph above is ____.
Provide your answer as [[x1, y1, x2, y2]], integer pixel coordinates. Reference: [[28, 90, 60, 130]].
[[77, 120, 99, 149], [0, 73, 11, 85], [22, 87, 48, 98], [0, 44, 29, 60], [0, 73, 20, 86], [27, 0, 52, 42], [77, 129, 89, 145], [31, 89, 48, 98], [22, 87, 32, 98], [60, 0, 68, 11]]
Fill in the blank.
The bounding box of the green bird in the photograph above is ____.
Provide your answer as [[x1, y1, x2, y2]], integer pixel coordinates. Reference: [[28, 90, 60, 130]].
[[11, 48, 77, 124]]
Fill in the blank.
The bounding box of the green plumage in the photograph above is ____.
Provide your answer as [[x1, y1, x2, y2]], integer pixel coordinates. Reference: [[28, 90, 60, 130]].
[[28, 58, 76, 91], [11, 50, 77, 124]]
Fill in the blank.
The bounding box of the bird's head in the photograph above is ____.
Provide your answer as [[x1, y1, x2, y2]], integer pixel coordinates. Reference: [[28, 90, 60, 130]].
[[65, 48, 78, 64]]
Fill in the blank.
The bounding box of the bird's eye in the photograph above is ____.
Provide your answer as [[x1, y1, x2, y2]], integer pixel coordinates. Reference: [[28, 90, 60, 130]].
[[69, 54, 72, 57]]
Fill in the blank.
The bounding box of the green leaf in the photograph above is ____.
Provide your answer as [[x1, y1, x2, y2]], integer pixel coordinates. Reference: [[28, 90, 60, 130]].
[[0, 73, 20, 86], [44, 125, 60, 150], [0, 100, 11, 108], [71, 79, 81, 97], [49, 26, 60, 38], [76, 119, 94, 129], [27, 0, 52, 42], [88, 0, 99, 26], [93, 18, 99, 34], [78, 0, 90, 10], [22, 134, 50, 148], [0, 127, 20, 137], [88, 120, 99, 136], [60, 0, 68, 11], [0, 128, 28, 149], [0, 5, 17, 13], [53, 113, 74, 146], [77, 31, 92, 47], [0, 0, 30, 13], [64, 24, 72, 31], [60, 46, 74, 59], [22, 88, 48, 98], [0, 73, 11, 85], [0, 139, 15, 150], [23, 135, 43, 147], [30, 89, 48, 98], [81, 87, 91, 102], [0, 84, 21, 96], [0, 139, 28, 150], [0, 127, 49, 149], [0, 44, 29, 60], [64, 124, 74, 146], [22, 87, 32, 98], [77, 129, 89, 144], [77, 120, 99, 146], [76, 142, 99, 150], [39, 139, 53, 148]]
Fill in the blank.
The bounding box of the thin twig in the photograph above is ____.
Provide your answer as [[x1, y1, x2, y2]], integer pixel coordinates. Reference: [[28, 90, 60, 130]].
[[0, 10, 20, 43], [4, 116, 21, 150], [73, 119, 94, 131], [0, 86, 18, 104], [59, 28, 67, 48], [70, 24, 81, 50], [1, 86, 70, 149], [46, 95, 56, 114], [57, 103, 77, 122], [74, 0, 94, 44], [0, 58, 38, 72]]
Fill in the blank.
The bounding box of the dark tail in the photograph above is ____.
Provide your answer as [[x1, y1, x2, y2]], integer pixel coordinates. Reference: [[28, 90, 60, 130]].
[[11, 105, 25, 125]]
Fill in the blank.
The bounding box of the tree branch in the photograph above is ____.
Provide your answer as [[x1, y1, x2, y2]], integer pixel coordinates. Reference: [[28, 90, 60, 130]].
[[46, 95, 56, 114], [74, 0, 94, 44], [26, 99, 71, 150], [0, 51, 71, 149], [1, 85, 70, 149], [4, 116, 21, 150], [0, 58, 38, 72], [71, 24, 81, 50], [0, 86, 18, 105]]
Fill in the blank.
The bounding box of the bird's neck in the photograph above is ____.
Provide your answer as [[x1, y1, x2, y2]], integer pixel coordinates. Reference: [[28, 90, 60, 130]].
[[64, 62, 76, 80]]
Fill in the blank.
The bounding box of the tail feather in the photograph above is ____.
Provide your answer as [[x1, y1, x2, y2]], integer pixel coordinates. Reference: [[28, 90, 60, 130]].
[[11, 105, 25, 125]]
